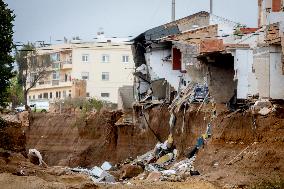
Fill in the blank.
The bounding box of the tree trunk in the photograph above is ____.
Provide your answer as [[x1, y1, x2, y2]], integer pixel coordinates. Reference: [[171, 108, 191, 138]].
[[24, 90, 28, 106]]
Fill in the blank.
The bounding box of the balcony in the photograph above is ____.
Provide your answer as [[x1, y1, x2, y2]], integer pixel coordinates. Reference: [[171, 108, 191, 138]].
[[61, 61, 72, 69], [29, 80, 72, 91]]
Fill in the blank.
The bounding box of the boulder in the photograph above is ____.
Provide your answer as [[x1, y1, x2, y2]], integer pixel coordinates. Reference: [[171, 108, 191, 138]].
[[120, 164, 143, 179]]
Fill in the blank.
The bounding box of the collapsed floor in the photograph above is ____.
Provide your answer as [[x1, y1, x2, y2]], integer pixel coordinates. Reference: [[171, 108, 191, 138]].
[[0, 103, 284, 188]]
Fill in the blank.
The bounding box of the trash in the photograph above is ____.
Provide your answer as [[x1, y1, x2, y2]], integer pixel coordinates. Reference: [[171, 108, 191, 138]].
[[169, 113, 176, 132], [258, 107, 271, 116], [190, 170, 200, 176], [90, 166, 105, 177], [104, 174, 116, 183], [156, 153, 174, 164], [161, 169, 176, 176], [28, 149, 47, 167], [196, 137, 204, 149], [101, 161, 112, 171]]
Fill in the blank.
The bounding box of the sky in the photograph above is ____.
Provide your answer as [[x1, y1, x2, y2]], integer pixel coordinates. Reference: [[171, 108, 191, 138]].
[[5, 0, 258, 44]]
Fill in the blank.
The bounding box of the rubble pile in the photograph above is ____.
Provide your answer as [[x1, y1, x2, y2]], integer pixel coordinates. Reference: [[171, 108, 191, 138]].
[[71, 161, 116, 183]]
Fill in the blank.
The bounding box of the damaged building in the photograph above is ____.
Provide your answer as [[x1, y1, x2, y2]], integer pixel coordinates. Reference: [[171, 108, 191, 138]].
[[132, 6, 284, 107]]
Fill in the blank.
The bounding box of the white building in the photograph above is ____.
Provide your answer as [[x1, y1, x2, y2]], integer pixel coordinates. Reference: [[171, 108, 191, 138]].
[[27, 39, 134, 104]]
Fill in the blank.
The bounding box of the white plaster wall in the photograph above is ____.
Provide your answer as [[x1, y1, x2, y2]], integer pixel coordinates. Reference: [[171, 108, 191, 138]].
[[234, 49, 258, 99], [145, 50, 182, 90], [269, 46, 284, 99], [72, 45, 134, 103]]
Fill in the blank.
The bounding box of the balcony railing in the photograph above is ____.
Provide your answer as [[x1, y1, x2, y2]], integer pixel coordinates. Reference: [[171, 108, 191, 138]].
[[29, 79, 72, 90]]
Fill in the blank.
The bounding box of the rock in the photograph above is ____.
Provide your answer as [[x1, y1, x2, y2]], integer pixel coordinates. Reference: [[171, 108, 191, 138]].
[[120, 164, 143, 179], [146, 171, 162, 181]]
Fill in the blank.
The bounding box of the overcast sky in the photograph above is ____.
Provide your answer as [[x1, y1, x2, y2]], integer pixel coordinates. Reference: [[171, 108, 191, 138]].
[[5, 0, 258, 44]]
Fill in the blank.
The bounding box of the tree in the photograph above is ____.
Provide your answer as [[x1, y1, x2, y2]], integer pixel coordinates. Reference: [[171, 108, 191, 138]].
[[0, 1, 15, 108], [15, 44, 52, 105], [7, 75, 24, 108]]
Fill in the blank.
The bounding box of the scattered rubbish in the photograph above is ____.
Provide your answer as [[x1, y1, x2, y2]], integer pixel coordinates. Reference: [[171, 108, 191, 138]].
[[258, 107, 271, 116], [70, 162, 116, 183], [101, 161, 112, 171], [28, 149, 47, 167]]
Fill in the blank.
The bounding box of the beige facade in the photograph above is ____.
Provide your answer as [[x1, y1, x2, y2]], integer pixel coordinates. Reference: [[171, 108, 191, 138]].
[[27, 41, 134, 104]]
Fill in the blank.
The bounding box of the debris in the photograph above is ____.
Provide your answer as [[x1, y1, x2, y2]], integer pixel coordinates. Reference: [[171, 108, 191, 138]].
[[190, 170, 200, 176], [156, 153, 174, 164], [258, 107, 271, 116], [90, 166, 108, 178], [161, 169, 176, 176], [146, 171, 162, 181], [28, 149, 47, 167], [101, 161, 112, 171], [120, 164, 144, 179]]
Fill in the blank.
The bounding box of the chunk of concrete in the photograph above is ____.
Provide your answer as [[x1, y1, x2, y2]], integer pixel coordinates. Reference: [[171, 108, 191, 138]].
[[258, 107, 271, 116], [101, 161, 112, 171], [146, 171, 162, 181], [90, 166, 108, 178]]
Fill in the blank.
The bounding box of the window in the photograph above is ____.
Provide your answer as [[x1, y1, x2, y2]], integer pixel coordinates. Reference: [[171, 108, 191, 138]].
[[38, 94, 42, 99], [50, 92, 52, 99], [59, 91, 61, 98], [86, 92, 90, 97], [102, 72, 109, 81], [52, 71, 60, 80], [51, 53, 60, 62], [56, 91, 59, 98], [122, 55, 129, 63], [81, 72, 89, 80], [29, 96, 31, 100], [33, 95, 35, 99], [101, 93, 110, 98], [63, 90, 66, 98], [82, 54, 89, 62], [43, 93, 48, 99], [52, 62, 60, 69], [102, 54, 110, 63]]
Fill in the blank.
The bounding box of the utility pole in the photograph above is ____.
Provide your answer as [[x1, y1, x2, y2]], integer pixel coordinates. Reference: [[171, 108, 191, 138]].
[[172, 0, 175, 21], [210, 0, 213, 14]]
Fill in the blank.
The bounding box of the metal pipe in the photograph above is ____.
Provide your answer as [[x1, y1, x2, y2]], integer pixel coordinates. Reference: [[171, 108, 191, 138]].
[[210, 0, 213, 14], [172, 0, 175, 21]]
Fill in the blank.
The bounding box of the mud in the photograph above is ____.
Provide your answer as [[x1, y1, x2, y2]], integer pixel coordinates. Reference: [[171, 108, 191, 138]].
[[1, 104, 284, 188]]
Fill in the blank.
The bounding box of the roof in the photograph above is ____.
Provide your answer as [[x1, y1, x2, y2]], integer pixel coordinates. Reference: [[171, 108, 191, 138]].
[[134, 11, 210, 42]]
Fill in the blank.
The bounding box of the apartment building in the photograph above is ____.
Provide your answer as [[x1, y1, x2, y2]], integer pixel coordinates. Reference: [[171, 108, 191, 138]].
[[27, 40, 134, 104]]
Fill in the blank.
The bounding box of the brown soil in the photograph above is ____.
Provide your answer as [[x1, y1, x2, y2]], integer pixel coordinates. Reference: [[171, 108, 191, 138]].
[[1, 104, 283, 188]]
